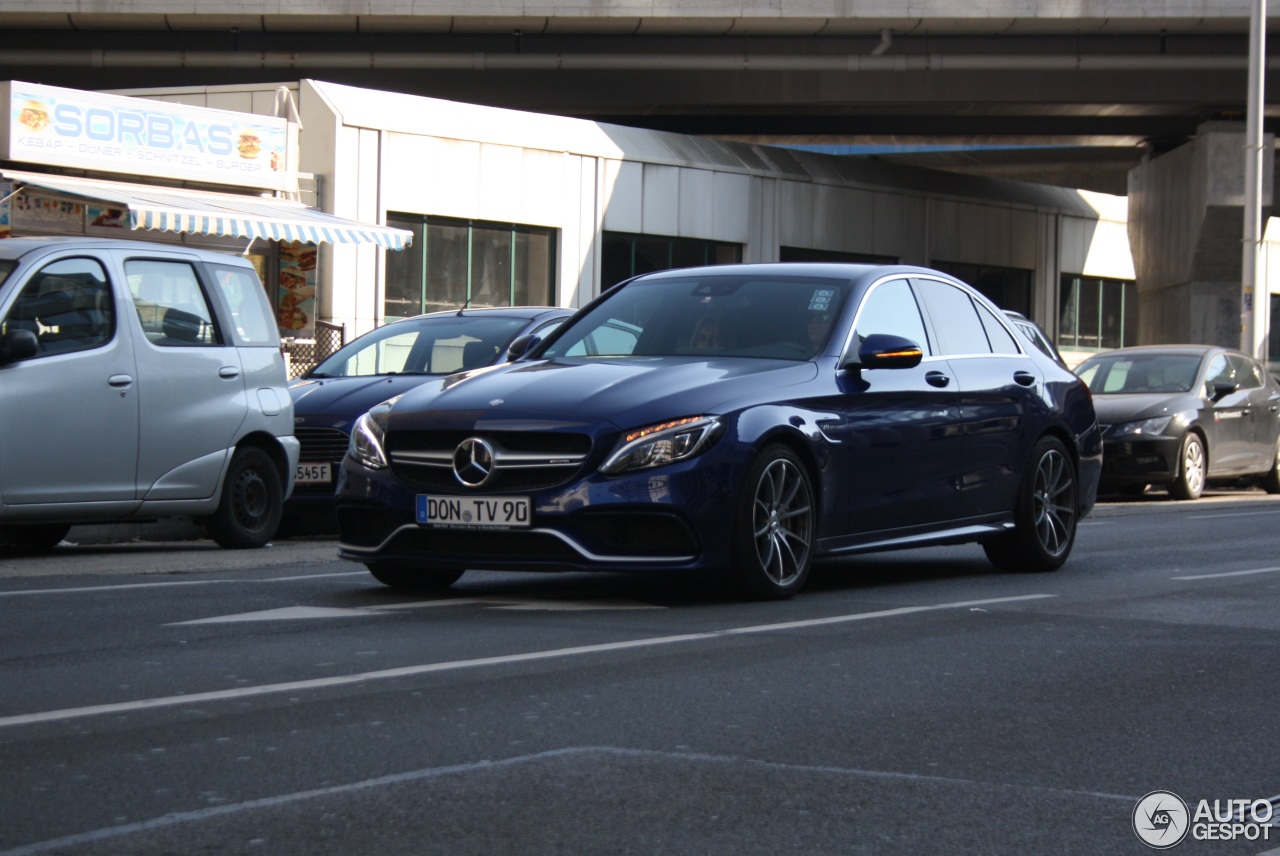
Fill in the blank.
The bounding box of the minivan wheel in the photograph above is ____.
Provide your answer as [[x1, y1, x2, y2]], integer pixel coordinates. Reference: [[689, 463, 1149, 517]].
[[728, 444, 815, 600], [207, 447, 283, 549], [366, 562, 465, 591], [984, 436, 1077, 573], [0, 523, 71, 551], [1168, 432, 1206, 500]]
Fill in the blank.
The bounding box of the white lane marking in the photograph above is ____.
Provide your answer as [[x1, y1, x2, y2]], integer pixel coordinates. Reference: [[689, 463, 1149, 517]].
[[0, 745, 1133, 856], [0, 593, 1053, 729], [167, 596, 663, 624], [0, 571, 366, 598], [1172, 566, 1280, 581], [1187, 509, 1280, 520]]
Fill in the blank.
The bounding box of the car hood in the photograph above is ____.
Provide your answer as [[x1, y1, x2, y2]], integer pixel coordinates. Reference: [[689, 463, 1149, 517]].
[[289, 375, 445, 423], [1091, 392, 1197, 424], [389, 357, 819, 429]]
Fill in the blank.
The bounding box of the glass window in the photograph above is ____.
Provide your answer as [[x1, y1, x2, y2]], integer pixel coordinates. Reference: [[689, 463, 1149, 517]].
[[1077, 352, 1203, 394], [975, 302, 1022, 355], [851, 279, 929, 354], [601, 232, 743, 289], [1, 257, 114, 358], [209, 263, 275, 345], [385, 215, 557, 320], [1229, 355, 1263, 390], [125, 259, 219, 347], [1059, 275, 1137, 350], [913, 279, 991, 355], [310, 315, 530, 378]]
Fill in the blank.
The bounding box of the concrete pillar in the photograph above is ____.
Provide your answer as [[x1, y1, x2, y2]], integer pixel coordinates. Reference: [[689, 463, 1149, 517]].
[[1127, 121, 1274, 346]]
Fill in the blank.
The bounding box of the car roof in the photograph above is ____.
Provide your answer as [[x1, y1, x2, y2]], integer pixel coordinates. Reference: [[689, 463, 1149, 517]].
[[0, 235, 249, 263], [1082, 344, 1227, 358], [628, 261, 955, 285]]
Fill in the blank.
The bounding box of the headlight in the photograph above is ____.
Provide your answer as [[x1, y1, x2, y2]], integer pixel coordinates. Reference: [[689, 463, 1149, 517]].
[[600, 416, 724, 474], [349, 409, 390, 469], [1111, 416, 1173, 438]]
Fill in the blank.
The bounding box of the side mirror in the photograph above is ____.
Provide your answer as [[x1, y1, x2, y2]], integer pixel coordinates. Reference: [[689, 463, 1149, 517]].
[[1210, 380, 1239, 401], [507, 334, 540, 361], [849, 333, 924, 370], [0, 328, 39, 364]]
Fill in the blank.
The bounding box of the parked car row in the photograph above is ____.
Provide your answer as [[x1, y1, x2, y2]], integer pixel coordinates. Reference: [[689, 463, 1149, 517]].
[[4, 238, 1275, 604]]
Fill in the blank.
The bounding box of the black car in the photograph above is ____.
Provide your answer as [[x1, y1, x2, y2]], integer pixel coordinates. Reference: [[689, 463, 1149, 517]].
[[1074, 345, 1280, 499], [284, 306, 574, 531], [334, 263, 1102, 599]]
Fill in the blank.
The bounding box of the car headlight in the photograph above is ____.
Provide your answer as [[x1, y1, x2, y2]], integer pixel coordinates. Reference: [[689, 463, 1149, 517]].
[[349, 408, 391, 469], [1111, 415, 1173, 438], [600, 416, 724, 474]]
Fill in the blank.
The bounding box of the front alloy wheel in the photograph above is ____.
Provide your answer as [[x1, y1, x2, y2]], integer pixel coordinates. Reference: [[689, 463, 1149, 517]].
[[730, 445, 815, 599], [1169, 432, 1205, 500], [984, 436, 1077, 573]]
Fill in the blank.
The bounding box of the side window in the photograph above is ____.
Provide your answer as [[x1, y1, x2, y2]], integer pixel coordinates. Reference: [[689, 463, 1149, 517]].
[[209, 263, 275, 346], [565, 320, 641, 357], [0, 257, 114, 359], [1204, 354, 1232, 391], [975, 303, 1021, 355], [125, 259, 220, 347], [851, 279, 930, 354], [913, 279, 992, 356], [1229, 355, 1263, 390]]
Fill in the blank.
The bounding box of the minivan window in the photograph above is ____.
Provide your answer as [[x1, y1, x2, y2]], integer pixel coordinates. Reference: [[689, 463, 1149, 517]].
[[210, 263, 275, 346], [1, 257, 114, 358], [125, 259, 220, 347]]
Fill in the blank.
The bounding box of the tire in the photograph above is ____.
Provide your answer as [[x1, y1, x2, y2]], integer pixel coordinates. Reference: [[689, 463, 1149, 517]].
[[984, 436, 1078, 573], [366, 562, 465, 591], [1263, 436, 1280, 495], [206, 447, 283, 549], [727, 444, 815, 600], [1168, 432, 1205, 500], [0, 523, 71, 551]]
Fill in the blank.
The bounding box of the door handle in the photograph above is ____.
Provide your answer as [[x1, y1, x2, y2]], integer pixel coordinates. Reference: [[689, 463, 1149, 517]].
[[107, 374, 133, 388], [1013, 371, 1037, 387], [925, 370, 951, 388], [218, 366, 241, 379]]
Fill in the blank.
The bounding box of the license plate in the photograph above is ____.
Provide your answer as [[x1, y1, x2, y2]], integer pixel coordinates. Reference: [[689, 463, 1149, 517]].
[[417, 495, 531, 528], [296, 462, 332, 484]]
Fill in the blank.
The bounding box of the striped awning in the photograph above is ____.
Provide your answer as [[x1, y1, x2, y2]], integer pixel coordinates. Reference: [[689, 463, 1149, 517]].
[[1, 170, 413, 250]]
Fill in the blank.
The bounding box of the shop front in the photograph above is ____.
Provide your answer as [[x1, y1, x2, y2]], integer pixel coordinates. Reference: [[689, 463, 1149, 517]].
[[0, 80, 410, 371]]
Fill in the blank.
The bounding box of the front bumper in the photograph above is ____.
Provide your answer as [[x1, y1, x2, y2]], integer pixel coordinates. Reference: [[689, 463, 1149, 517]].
[[1099, 436, 1182, 486]]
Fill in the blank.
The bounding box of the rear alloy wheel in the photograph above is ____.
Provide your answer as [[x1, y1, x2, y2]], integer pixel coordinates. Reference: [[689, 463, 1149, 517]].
[[366, 562, 465, 591], [1168, 432, 1206, 500], [206, 447, 283, 549], [1263, 436, 1280, 495], [984, 436, 1077, 573], [0, 523, 71, 551], [729, 445, 815, 599]]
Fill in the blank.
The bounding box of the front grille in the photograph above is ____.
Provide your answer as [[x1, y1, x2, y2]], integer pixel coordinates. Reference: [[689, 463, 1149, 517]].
[[296, 427, 349, 463], [387, 430, 593, 492], [568, 511, 698, 557], [387, 527, 582, 562]]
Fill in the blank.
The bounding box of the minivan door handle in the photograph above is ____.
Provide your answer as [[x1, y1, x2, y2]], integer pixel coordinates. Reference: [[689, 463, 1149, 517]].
[[107, 374, 133, 388], [925, 370, 951, 388], [218, 366, 241, 379], [1013, 371, 1037, 387]]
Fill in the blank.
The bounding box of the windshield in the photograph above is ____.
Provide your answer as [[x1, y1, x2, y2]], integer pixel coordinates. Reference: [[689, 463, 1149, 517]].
[[541, 274, 850, 361], [310, 315, 529, 377], [1076, 352, 1203, 394]]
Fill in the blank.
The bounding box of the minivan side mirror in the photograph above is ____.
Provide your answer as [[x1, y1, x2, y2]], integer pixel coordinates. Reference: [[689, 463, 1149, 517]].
[[846, 333, 924, 371], [0, 328, 39, 364]]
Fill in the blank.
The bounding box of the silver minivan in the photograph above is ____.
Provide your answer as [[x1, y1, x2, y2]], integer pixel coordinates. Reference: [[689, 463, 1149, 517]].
[[0, 237, 300, 550]]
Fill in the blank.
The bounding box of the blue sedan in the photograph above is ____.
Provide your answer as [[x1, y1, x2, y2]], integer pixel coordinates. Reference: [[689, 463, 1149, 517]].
[[285, 306, 573, 530], [335, 263, 1101, 599]]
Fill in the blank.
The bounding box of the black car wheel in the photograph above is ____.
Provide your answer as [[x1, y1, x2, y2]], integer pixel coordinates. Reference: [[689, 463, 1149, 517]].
[[367, 562, 466, 591], [729, 445, 814, 599], [0, 523, 71, 551], [206, 447, 283, 549], [1263, 436, 1280, 495], [984, 436, 1077, 573], [1168, 432, 1206, 500]]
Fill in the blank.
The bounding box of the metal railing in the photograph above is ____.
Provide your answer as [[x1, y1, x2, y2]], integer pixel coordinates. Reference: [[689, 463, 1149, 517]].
[[282, 319, 345, 379]]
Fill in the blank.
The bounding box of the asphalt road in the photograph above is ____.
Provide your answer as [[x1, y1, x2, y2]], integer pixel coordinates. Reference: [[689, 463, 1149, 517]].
[[1, 489, 1279, 855]]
